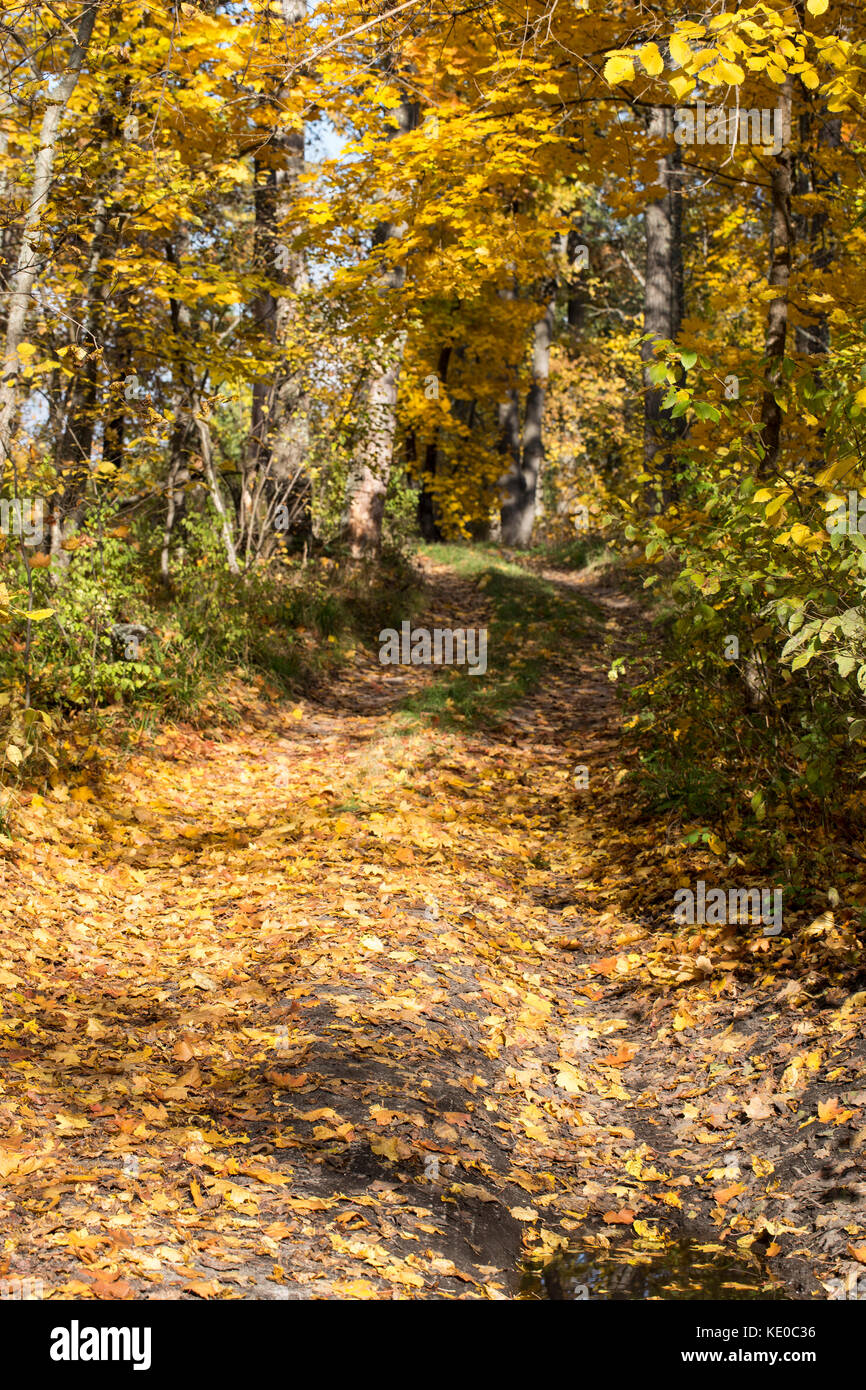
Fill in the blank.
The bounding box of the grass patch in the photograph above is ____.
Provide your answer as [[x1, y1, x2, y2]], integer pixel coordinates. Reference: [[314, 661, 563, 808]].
[[391, 543, 598, 730]]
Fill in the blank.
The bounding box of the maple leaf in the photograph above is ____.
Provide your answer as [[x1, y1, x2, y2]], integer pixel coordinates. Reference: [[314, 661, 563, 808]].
[[744, 1095, 775, 1120]]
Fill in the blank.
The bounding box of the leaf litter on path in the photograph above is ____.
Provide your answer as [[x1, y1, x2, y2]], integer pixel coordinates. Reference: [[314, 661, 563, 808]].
[[0, 554, 864, 1299]]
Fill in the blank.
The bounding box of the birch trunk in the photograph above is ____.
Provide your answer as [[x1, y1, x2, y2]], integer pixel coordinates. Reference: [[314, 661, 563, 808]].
[[642, 105, 684, 508], [0, 2, 98, 466]]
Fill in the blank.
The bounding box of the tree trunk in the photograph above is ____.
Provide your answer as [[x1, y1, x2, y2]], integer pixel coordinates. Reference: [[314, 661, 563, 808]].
[[501, 297, 554, 547], [794, 107, 839, 360], [241, 0, 310, 561], [342, 93, 421, 557], [195, 401, 240, 575], [417, 344, 450, 540], [343, 332, 406, 555], [794, 104, 839, 472], [160, 417, 194, 586], [642, 105, 684, 507], [0, 2, 98, 465], [165, 226, 239, 575], [759, 80, 793, 475], [55, 191, 110, 525]]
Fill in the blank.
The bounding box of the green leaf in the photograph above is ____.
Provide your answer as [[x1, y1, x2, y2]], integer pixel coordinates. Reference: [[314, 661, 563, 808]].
[[839, 607, 865, 640]]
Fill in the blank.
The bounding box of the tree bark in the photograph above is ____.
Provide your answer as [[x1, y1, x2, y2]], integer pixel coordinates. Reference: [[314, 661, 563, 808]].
[[240, 0, 310, 560], [794, 107, 839, 360], [342, 92, 421, 557], [55, 190, 110, 523], [759, 80, 793, 475], [195, 401, 240, 575], [0, 2, 98, 467], [642, 105, 684, 507], [343, 332, 406, 554], [417, 344, 450, 540], [501, 297, 554, 547]]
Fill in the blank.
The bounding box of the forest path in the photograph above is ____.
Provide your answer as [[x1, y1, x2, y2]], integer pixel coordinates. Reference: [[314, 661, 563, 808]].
[[0, 550, 860, 1300]]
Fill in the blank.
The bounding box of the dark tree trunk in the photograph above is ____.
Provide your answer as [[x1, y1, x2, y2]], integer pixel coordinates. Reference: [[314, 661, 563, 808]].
[[794, 108, 839, 360], [497, 386, 521, 538], [759, 80, 793, 475]]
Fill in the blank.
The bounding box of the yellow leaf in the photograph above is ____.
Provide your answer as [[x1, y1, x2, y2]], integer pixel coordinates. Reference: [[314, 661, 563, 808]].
[[640, 43, 664, 76], [370, 1135, 412, 1161], [633, 1220, 663, 1240], [716, 59, 746, 84], [604, 54, 635, 85], [806, 0, 828, 13], [555, 1064, 584, 1095], [765, 492, 791, 519], [669, 34, 693, 69], [670, 72, 696, 100]]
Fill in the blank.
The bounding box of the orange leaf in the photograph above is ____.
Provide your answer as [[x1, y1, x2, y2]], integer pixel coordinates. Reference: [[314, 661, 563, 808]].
[[713, 1183, 746, 1206], [599, 1043, 636, 1067], [264, 1070, 310, 1090], [88, 1275, 134, 1299], [183, 1278, 223, 1298], [592, 956, 619, 976]]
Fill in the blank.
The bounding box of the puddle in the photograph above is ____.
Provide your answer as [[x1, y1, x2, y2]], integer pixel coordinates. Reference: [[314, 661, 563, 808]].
[[519, 1237, 789, 1300]]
